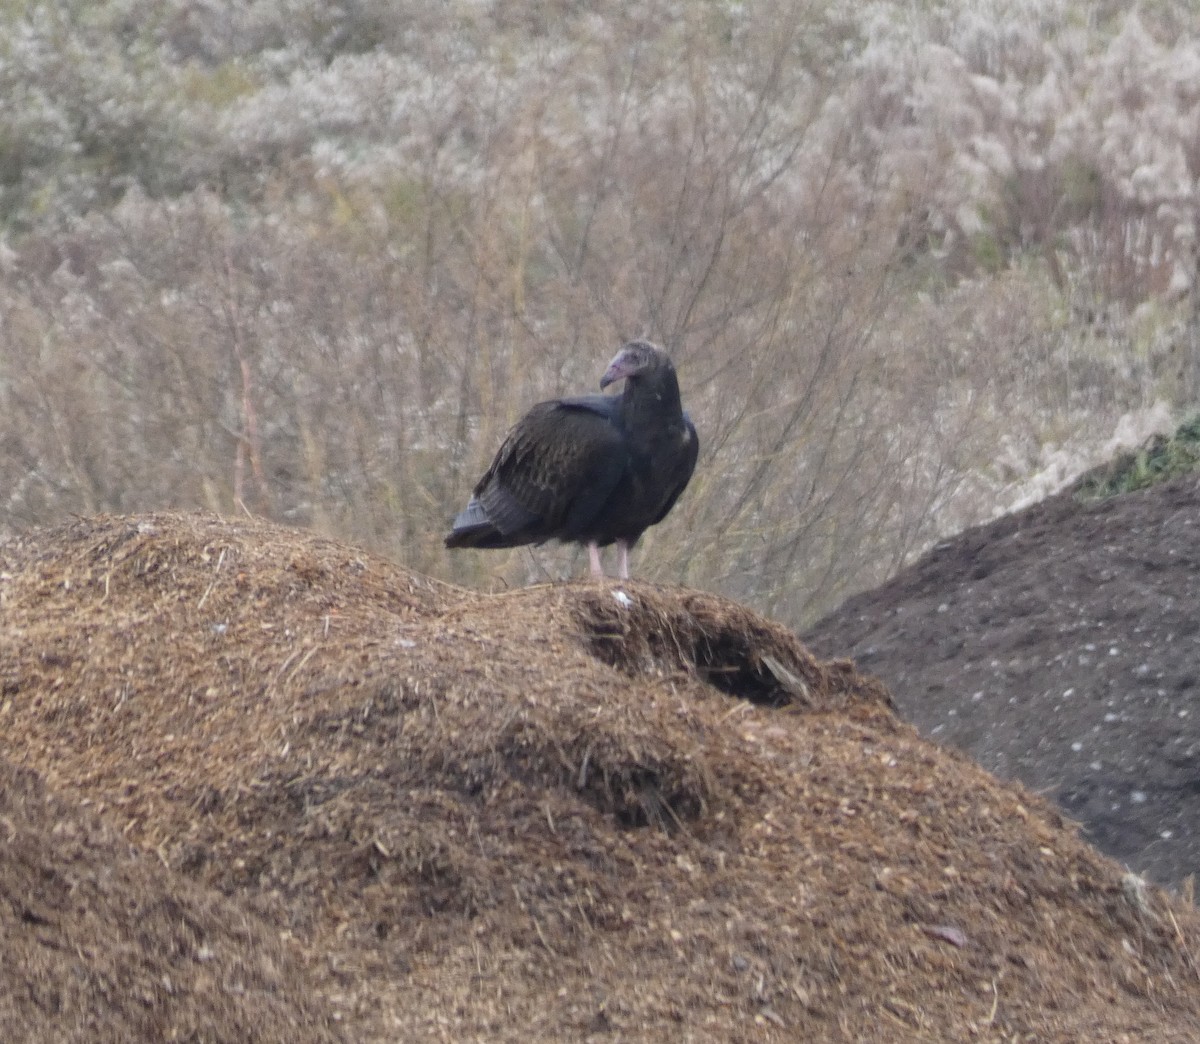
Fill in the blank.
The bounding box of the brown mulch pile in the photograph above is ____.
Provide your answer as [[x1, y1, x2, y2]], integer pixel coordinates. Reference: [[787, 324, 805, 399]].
[[0, 758, 341, 1044], [3, 512, 1200, 1041]]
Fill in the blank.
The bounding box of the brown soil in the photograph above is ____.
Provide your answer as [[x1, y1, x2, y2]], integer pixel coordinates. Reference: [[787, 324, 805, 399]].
[[3, 511, 1200, 1041], [804, 474, 1200, 893]]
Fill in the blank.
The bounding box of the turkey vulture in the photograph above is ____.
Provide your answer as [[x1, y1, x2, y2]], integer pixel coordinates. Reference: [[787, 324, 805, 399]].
[[445, 340, 699, 579]]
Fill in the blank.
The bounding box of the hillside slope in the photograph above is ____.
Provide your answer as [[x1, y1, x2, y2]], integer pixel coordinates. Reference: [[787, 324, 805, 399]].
[[3, 512, 1200, 1040], [805, 475, 1200, 890]]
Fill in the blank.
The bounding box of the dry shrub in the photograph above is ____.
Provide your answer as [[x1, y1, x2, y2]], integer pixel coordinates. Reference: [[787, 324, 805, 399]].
[[3, 2, 1200, 626]]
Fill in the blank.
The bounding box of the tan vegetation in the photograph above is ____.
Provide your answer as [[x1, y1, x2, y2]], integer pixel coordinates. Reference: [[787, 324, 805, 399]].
[[2, 1, 1199, 628]]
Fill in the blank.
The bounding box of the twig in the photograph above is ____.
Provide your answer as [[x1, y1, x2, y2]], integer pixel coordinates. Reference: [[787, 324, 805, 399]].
[[197, 547, 227, 609], [577, 743, 593, 789]]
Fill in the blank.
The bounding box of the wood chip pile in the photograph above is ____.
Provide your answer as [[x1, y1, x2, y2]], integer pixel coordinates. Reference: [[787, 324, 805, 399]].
[[2, 512, 1199, 1041]]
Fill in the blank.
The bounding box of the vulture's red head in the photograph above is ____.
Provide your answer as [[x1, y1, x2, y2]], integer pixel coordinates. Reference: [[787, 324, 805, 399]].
[[600, 340, 662, 390]]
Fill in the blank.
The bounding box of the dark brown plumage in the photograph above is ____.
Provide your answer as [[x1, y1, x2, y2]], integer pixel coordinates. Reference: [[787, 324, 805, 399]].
[[445, 340, 699, 578]]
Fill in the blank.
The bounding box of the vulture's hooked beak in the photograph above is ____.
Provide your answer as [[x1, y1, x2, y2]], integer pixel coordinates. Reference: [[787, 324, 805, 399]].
[[600, 347, 642, 390]]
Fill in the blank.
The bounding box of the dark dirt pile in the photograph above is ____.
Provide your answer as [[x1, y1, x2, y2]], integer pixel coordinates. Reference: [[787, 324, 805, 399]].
[[3, 512, 1200, 1041], [804, 474, 1200, 892]]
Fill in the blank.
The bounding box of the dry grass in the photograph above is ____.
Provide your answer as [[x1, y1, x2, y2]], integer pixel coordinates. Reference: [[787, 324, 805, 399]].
[[3, 511, 1200, 1040], [6, 4, 1200, 631]]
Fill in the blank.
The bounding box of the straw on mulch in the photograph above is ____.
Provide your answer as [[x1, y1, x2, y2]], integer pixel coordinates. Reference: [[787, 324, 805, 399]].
[[3, 511, 1200, 1041], [0, 756, 342, 1043]]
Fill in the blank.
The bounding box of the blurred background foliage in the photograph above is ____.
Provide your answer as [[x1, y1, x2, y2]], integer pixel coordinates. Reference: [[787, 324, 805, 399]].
[[2, 0, 1198, 626]]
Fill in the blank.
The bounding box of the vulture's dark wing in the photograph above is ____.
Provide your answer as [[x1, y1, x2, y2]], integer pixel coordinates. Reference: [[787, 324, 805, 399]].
[[648, 411, 699, 527], [445, 396, 629, 549]]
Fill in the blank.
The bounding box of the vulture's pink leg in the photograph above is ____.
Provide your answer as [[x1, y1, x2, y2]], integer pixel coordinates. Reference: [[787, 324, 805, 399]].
[[588, 542, 604, 578], [616, 541, 630, 580]]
